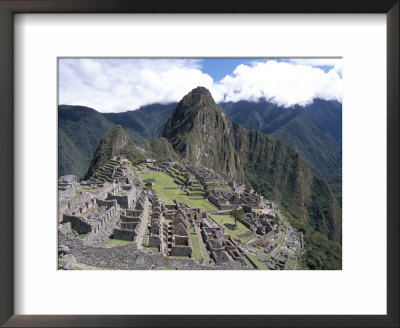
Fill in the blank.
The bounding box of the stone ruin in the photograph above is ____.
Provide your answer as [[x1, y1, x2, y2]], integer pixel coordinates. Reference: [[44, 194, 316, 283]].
[[207, 189, 264, 212], [112, 190, 147, 242], [62, 197, 119, 238], [199, 215, 247, 267], [170, 210, 192, 257], [58, 158, 300, 270], [106, 179, 137, 209], [58, 176, 77, 219], [156, 202, 194, 258], [239, 212, 273, 236], [208, 190, 241, 210], [148, 195, 164, 251]]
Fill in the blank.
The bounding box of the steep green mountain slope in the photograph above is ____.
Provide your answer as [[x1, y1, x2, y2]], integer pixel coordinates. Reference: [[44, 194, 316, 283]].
[[161, 87, 342, 243], [141, 137, 181, 162], [221, 100, 342, 203], [58, 104, 175, 178], [58, 105, 113, 178], [84, 125, 145, 180], [58, 129, 88, 177], [304, 99, 342, 142]]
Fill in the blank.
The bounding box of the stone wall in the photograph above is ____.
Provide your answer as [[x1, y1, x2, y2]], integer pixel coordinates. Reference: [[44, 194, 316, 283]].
[[107, 195, 130, 209], [62, 215, 92, 234], [171, 245, 192, 257], [107, 184, 136, 209], [238, 217, 254, 231], [149, 235, 161, 247], [113, 229, 136, 241], [96, 199, 117, 209], [207, 195, 237, 210], [59, 232, 163, 270], [165, 257, 210, 270]]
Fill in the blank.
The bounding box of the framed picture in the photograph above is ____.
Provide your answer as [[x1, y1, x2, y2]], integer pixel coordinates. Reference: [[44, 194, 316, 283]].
[[0, 0, 398, 327]]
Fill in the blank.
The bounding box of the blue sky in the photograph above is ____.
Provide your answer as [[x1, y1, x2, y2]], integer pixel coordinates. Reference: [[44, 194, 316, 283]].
[[59, 58, 342, 113], [201, 58, 265, 81], [201, 58, 340, 81]]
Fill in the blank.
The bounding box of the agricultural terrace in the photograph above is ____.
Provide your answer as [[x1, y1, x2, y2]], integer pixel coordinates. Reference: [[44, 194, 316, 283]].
[[209, 214, 254, 244], [136, 171, 216, 210], [245, 251, 269, 270]]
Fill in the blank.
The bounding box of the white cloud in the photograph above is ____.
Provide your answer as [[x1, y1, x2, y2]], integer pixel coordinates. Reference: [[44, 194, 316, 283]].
[[59, 58, 342, 112], [215, 60, 342, 107], [288, 58, 341, 67], [59, 58, 212, 112], [289, 58, 342, 78]]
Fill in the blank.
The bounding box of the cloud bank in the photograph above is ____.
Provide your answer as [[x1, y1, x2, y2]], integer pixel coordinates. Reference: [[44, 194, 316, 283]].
[[59, 58, 342, 112], [215, 60, 342, 107]]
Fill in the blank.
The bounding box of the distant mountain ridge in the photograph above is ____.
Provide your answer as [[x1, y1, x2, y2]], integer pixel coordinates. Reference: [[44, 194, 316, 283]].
[[221, 99, 342, 203], [222, 99, 342, 177], [58, 99, 342, 203]]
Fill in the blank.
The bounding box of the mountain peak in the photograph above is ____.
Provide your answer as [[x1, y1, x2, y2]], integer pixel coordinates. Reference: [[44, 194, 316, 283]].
[[185, 86, 213, 99], [179, 86, 217, 110], [84, 125, 142, 180], [160, 87, 225, 146]]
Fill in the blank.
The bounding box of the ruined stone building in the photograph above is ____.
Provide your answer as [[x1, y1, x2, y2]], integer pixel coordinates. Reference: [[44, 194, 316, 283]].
[[170, 210, 192, 257], [199, 215, 247, 267], [61, 196, 120, 245], [148, 195, 164, 251], [113, 190, 147, 242]]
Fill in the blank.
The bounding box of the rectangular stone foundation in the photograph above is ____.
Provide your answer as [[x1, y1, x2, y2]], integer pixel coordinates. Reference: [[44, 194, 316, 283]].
[[171, 246, 192, 257], [112, 229, 136, 241]]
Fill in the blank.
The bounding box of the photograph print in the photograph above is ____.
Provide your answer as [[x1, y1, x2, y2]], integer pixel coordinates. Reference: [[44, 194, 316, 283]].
[[58, 58, 342, 270]]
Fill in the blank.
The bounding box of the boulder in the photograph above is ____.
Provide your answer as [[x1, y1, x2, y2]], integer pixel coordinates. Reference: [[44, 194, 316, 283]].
[[58, 175, 78, 184], [58, 245, 70, 255], [59, 254, 76, 270]]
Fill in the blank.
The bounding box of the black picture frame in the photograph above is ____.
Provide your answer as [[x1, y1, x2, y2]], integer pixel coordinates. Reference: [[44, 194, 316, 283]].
[[0, 1, 398, 327]]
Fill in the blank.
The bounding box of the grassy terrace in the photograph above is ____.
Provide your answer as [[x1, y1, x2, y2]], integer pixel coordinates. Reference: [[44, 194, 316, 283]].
[[103, 239, 132, 246], [245, 251, 269, 270], [190, 232, 203, 264], [137, 171, 216, 210], [209, 214, 254, 244], [72, 184, 84, 200], [243, 255, 256, 268]]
